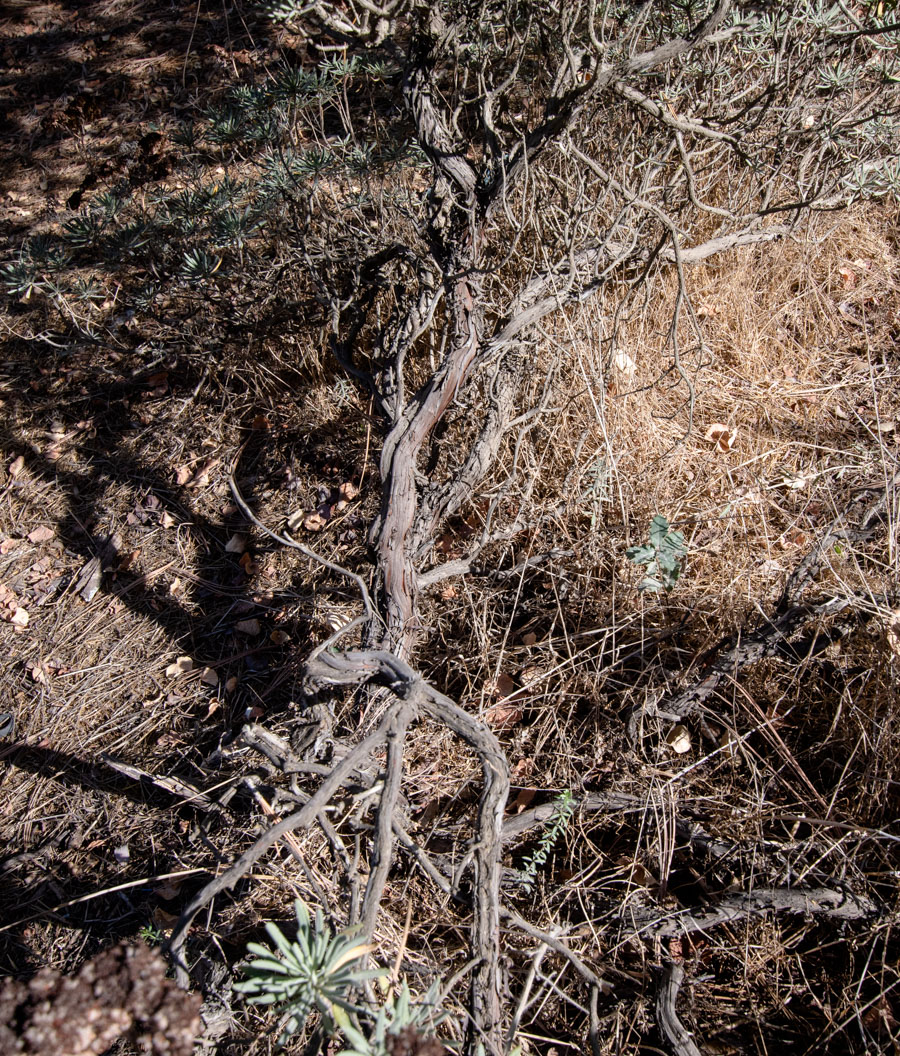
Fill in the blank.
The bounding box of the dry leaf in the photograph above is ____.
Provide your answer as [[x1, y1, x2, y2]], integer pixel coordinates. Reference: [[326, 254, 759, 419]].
[[521, 631, 538, 646], [838, 266, 857, 289], [27, 525, 55, 543], [200, 666, 219, 687], [486, 703, 524, 730], [8, 455, 25, 478], [339, 481, 359, 500], [302, 511, 327, 532], [145, 371, 169, 391], [0, 537, 22, 554], [224, 676, 239, 693], [10, 607, 29, 628], [176, 459, 217, 488], [239, 552, 259, 574], [619, 858, 652, 887], [165, 655, 194, 679], [153, 880, 182, 901], [28, 662, 48, 684], [704, 423, 736, 451], [204, 698, 222, 719], [188, 458, 216, 489], [435, 533, 455, 554], [234, 618, 260, 635], [161, 511, 176, 528], [511, 758, 534, 781], [493, 671, 516, 698], [224, 533, 246, 554], [511, 786, 537, 812], [614, 350, 637, 378], [666, 724, 691, 754], [270, 629, 289, 645], [152, 906, 180, 929], [117, 549, 140, 572], [168, 577, 184, 597], [886, 609, 900, 658]]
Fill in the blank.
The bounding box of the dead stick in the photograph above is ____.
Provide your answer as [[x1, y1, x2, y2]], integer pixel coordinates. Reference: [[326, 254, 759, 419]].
[[166, 718, 393, 987], [500, 906, 613, 995], [656, 962, 702, 1056], [361, 701, 414, 936]]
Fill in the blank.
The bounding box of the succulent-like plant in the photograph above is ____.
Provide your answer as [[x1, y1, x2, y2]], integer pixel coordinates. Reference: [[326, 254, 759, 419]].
[[235, 899, 454, 1053], [179, 247, 222, 282], [234, 898, 376, 1045], [335, 979, 451, 1056]]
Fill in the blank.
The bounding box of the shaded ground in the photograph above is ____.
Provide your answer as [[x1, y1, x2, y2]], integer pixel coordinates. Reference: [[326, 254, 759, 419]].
[[2, 3, 900, 1055]]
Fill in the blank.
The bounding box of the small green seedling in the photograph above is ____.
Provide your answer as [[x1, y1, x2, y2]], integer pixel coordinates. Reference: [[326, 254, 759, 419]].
[[626, 515, 686, 592], [518, 790, 576, 893], [138, 924, 163, 946]]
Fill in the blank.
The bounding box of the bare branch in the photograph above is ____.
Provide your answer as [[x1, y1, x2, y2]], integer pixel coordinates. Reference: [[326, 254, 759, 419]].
[[361, 702, 413, 935], [303, 649, 510, 1053], [403, 54, 477, 207], [625, 886, 877, 941], [166, 717, 395, 987], [501, 906, 613, 996], [656, 963, 703, 1056], [611, 80, 738, 146]]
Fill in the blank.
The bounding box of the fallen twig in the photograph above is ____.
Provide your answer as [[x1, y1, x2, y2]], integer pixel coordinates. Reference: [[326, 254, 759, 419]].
[[622, 885, 877, 941], [165, 714, 396, 987], [656, 962, 702, 1056]]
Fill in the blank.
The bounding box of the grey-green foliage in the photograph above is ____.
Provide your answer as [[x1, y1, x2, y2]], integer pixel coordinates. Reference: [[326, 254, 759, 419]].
[[626, 515, 687, 593], [4, 0, 898, 356], [235, 898, 449, 1052], [518, 790, 576, 894], [235, 898, 377, 1045], [1, 50, 416, 330], [336, 980, 451, 1056]]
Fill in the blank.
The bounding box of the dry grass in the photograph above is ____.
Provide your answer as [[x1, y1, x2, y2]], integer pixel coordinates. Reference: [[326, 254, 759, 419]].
[[407, 205, 900, 1052], [1, 2, 899, 1051], [2, 212, 898, 1053]]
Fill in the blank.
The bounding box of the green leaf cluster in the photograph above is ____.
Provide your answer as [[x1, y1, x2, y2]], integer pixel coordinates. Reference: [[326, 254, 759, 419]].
[[235, 899, 449, 1052], [336, 979, 450, 1056], [518, 790, 576, 894], [235, 898, 376, 1044], [626, 515, 686, 593]]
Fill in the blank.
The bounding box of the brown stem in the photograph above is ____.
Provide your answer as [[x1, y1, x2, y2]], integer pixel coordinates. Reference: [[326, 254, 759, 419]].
[[372, 276, 482, 656], [306, 648, 510, 1055]]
